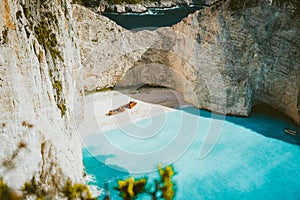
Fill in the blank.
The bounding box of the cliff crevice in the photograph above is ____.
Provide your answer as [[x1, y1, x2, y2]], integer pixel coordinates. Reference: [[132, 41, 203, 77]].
[[0, 0, 84, 190]]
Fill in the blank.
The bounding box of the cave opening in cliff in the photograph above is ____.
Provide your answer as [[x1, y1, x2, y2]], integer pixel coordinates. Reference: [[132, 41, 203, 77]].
[[113, 52, 202, 110], [115, 83, 189, 109]]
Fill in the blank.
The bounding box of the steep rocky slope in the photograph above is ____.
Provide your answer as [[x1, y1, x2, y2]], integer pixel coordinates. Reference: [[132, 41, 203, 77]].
[[72, 0, 218, 13], [74, 1, 300, 125], [0, 0, 83, 190], [72, 4, 159, 91], [171, 1, 300, 124]]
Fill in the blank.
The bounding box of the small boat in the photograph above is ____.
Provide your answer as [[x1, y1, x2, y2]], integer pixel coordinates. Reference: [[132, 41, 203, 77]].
[[105, 107, 125, 116], [285, 128, 297, 136], [128, 101, 137, 109], [105, 101, 137, 116]]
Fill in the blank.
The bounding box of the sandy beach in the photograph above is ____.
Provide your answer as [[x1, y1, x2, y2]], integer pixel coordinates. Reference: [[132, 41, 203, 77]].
[[120, 87, 190, 108], [77, 88, 190, 137]]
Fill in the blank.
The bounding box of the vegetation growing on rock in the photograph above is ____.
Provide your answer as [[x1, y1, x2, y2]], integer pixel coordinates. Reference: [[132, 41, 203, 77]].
[[73, 0, 159, 6], [62, 179, 96, 200], [30, 3, 67, 117], [22, 177, 48, 199], [34, 21, 62, 62], [0, 0, 84, 194], [0, 178, 96, 200], [115, 165, 176, 200], [117, 177, 147, 199], [0, 178, 22, 200], [0, 165, 176, 200]]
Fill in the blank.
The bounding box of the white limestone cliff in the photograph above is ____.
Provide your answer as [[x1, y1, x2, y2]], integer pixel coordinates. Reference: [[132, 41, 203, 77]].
[[72, 0, 209, 14], [0, 0, 299, 193], [0, 0, 83, 190], [73, 2, 300, 125]]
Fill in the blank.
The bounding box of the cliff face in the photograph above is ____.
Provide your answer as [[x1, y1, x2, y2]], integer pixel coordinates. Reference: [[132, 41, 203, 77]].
[[1, 0, 297, 191], [0, 0, 83, 189], [71, 0, 214, 13], [74, 2, 300, 125], [172, 2, 300, 124], [72, 4, 159, 91]]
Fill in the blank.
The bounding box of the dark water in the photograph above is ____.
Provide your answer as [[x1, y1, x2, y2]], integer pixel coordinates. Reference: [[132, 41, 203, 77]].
[[102, 6, 203, 30]]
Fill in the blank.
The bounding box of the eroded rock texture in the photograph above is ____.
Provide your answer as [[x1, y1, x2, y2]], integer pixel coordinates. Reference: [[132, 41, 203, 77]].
[[0, 0, 83, 190], [74, 1, 299, 124]]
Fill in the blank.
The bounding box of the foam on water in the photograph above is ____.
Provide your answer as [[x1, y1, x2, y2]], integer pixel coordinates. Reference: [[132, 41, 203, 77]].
[[82, 105, 300, 199], [102, 6, 203, 30]]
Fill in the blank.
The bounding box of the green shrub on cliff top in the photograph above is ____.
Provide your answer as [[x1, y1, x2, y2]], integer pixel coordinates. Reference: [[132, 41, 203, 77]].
[[1, 178, 96, 200], [62, 179, 96, 200], [117, 177, 147, 199], [115, 165, 176, 200], [22, 177, 47, 199]]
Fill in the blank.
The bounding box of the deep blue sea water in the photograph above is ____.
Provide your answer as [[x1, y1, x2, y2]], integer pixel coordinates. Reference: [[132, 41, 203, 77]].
[[102, 6, 203, 30], [82, 104, 300, 200]]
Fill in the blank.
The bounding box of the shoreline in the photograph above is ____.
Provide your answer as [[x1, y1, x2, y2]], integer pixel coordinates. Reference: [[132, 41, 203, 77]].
[[78, 88, 188, 137], [83, 1, 209, 14], [103, 4, 204, 14]]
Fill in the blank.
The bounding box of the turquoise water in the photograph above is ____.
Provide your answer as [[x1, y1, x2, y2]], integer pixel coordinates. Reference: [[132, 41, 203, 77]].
[[103, 6, 203, 30], [82, 104, 300, 199]]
